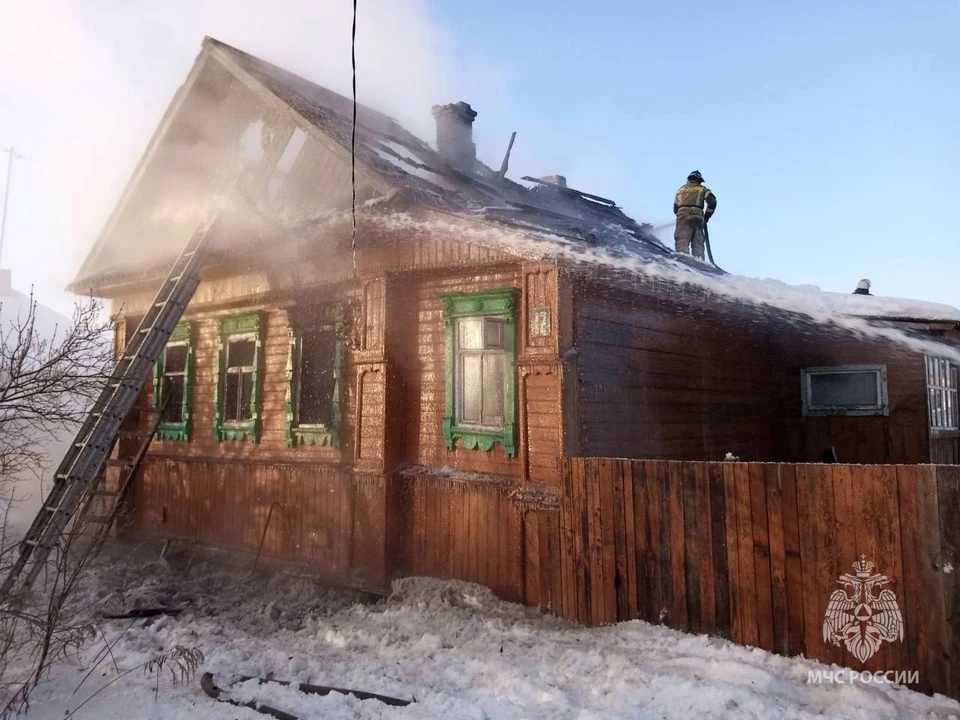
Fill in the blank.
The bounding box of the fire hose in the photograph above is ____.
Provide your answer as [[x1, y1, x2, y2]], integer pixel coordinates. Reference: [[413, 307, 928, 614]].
[[200, 672, 414, 719]]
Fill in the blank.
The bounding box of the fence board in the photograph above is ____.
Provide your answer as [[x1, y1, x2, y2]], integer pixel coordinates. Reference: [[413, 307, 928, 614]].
[[598, 458, 618, 624], [749, 463, 775, 652], [779, 463, 805, 658], [722, 462, 743, 643], [917, 465, 951, 694], [896, 465, 927, 691], [610, 459, 630, 621], [667, 462, 688, 629], [708, 463, 731, 639], [764, 464, 789, 656], [937, 466, 960, 697], [621, 460, 639, 620]]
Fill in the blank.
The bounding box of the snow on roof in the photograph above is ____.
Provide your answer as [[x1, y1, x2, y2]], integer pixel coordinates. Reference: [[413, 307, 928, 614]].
[[77, 38, 960, 351]]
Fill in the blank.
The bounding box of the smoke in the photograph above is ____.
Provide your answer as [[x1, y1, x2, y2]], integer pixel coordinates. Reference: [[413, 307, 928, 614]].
[[0, 0, 468, 312]]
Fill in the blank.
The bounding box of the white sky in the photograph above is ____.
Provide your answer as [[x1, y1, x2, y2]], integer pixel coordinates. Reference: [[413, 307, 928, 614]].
[[0, 0, 479, 315]]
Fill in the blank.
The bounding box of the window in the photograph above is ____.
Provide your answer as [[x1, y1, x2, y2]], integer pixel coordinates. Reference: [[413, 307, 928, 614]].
[[801, 364, 889, 417], [455, 317, 506, 428], [152, 323, 193, 441], [285, 305, 345, 447], [214, 313, 263, 441], [926, 356, 959, 431], [224, 336, 256, 421], [441, 288, 517, 457]]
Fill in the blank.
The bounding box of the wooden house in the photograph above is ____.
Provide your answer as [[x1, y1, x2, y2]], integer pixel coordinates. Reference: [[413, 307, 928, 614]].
[[71, 38, 960, 599]]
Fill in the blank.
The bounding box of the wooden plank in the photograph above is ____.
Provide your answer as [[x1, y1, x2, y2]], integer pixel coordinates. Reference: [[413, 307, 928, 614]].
[[523, 509, 540, 607], [749, 463, 775, 652], [734, 463, 758, 647], [708, 462, 731, 639], [586, 459, 607, 625], [764, 464, 789, 656], [559, 460, 576, 620], [573, 458, 591, 624], [722, 462, 743, 643], [918, 467, 951, 694], [869, 465, 905, 674], [622, 460, 639, 620], [696, 463, 716, 635], [830, 463, 859, 670], [937, 465, 960, 697], [896, 465, 929, 693], [610, 458, 630, 622], [797, 464, 841, 665], [667, 462, 688, 630], [681, 463, 701, 633], [632, 460, 656, 623], [779, 463, 805, 658], [651, 460, 670, 625], [598, 458, 618, 624]]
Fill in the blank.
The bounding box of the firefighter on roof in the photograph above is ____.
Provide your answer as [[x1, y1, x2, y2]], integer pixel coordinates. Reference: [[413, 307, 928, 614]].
[[674, 170, 717, 260]]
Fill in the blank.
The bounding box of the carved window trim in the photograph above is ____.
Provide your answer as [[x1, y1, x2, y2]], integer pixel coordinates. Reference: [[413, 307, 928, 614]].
[[152, 322, 193, 441], [440, 288, 517, 457], [214, 312, 264, 442], [284, 304, 346, 448]]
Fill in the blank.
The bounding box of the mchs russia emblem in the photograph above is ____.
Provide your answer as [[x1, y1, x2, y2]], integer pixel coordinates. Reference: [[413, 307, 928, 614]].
[[823, 555, 904, 663]]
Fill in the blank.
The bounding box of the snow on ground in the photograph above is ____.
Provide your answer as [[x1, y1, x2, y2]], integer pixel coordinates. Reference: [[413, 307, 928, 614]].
[[16, 546, 960, 720]]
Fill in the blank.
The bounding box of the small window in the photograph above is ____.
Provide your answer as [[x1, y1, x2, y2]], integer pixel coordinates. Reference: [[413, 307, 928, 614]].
[[926, 356, 959, 431], [215, 313, 263, 441], [152, 323, 193, 441], [801, 365, 888, 417], [224, 336, 256, 422], [286, 306, 345, 448], [160, 344, 188, 423], [455, 317, 506, 430], [441, 288, 517, 457]]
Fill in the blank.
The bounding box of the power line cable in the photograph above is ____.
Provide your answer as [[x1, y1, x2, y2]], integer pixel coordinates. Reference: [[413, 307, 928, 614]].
[[350, 0, 358, 279]]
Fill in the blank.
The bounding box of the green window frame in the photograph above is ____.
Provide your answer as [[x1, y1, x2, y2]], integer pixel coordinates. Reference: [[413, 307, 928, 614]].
[[285, 304, 346, 448], [214, 312, 264, 442], [152, 322, 194, 441], [441, 288, 517, 457]]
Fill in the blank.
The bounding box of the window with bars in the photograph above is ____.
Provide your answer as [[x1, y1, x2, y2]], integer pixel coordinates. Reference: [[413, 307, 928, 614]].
[[215, 313, 263, 442], [441, 288, 517, 457], [800, 364, 889, 417], [926, 356, 959, 431], [152, 322, 193, 441]]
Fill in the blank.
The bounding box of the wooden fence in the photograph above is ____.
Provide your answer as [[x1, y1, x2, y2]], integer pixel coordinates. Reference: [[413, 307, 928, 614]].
[[557, 459, 960, 698]]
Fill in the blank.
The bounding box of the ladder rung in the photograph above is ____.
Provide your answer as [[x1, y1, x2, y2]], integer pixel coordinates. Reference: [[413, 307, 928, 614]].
[[42, 506, 57, 513], [105, 458, 135, 468], [89, 490, 119, 498], [169, 275, 183, 283]]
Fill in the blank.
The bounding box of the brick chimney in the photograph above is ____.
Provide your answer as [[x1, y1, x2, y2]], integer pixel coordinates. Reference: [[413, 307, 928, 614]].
[[431, 102, 477, 170]]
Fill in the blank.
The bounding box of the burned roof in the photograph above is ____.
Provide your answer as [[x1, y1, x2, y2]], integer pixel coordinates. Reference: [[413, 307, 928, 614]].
[[206, 39, 710, 274]]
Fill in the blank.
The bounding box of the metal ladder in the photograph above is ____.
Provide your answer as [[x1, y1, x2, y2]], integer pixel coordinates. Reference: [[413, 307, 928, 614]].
[[0, 205, 222, 601]]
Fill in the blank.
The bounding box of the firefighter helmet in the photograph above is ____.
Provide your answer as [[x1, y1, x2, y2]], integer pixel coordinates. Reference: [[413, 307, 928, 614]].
[[687, 170, 704, 183]]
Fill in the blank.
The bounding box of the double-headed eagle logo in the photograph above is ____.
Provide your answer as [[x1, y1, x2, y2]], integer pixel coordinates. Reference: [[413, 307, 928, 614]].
[[823, 555, 904, 663]]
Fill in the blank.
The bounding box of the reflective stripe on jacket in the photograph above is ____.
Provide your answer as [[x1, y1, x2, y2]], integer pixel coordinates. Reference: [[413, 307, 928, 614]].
[[674, 183, 717, 215]]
